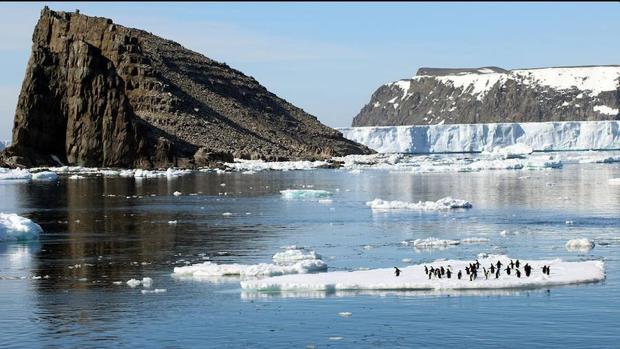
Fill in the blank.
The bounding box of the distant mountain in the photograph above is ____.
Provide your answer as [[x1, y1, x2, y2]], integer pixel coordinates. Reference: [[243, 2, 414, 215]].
[[352, 66, 620, 126], [1, 7, 371, 168]]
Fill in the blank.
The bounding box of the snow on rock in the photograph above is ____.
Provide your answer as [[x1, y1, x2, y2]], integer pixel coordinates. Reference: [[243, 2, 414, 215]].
[[565, 238, 595, 252], [593, 105, 619, 116], [0, 168, 32, 181], [31, 171, 59, 181], [280, 189, 332, 200], [241, 255, 605, 293], [0, 213, 43, 241], [367, 197, 472, 211], [339, 121, 620, 154]]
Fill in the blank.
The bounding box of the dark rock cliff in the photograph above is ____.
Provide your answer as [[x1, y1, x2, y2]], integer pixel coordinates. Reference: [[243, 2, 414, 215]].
[[2, 7, 371, 168], [353, 66, 620, 127]]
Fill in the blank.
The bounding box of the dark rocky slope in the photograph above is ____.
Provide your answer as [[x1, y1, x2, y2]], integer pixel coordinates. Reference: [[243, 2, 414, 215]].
[[353, 66, 620, 127], [2, 7, 371, 168]]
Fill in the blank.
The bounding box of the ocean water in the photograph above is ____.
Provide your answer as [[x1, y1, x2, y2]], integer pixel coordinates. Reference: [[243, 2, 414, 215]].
[[1, 157, 619, 348]]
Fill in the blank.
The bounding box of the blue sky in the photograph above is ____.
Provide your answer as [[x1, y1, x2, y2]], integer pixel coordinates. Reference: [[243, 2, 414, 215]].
[[0, 2, 619, 139]]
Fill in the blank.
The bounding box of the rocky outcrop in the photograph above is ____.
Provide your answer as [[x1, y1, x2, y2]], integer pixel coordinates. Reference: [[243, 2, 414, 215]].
[[2, 8, 371, 168], [353, 66, 620, 127]]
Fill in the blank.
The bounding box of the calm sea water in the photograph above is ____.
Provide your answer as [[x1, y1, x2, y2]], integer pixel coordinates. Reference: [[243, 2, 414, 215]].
[[1, 157, 620, 348]]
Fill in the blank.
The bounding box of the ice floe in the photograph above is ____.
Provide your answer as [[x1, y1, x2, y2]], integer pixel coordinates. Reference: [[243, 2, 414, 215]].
[[280, 189, 332, 199], [0, 168, 32, 181], [241, 255, 605, 293], [126, 277, 153, 288], [367, 197, 472, 211], [565, 238, 595, 252], [403, 237, 461, 249], [224, 159, 330, 172], [173, 247, 327, 280], [0, 213, 42, 241], [31, 171, 59, 181]]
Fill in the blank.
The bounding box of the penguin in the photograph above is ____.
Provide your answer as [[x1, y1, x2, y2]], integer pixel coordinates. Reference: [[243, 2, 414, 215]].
[[440, 266, 445, 276], [424, 266, 429, 275], [510, 260, 515, 269], [542, 266, 547, 275], [490, 264, 495, 274], [475, 260, 480, 269], [516, 269, 521, 278], [495, 270, 500, 279], [483, 267, 488, 280], [394, 267, 401, 277], [524, 264, 531, 277], [465, 266, 470, 275], [546, 265, 551, 276], [505, 267, 511, 275], [446, 269, 452, 278], [496, 260, 503, 269], [457, 270, 462, 280], [515, 260, 520, 268]]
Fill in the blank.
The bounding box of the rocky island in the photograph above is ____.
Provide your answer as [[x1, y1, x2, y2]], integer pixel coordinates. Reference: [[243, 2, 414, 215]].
[[0, 7, 371, 169]]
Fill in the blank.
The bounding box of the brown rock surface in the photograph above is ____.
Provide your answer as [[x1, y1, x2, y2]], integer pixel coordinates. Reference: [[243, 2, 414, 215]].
[[2, 7, 371, 168]]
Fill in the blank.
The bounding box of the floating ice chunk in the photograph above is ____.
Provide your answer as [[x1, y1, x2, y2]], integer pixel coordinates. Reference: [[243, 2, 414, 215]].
[[222, 212, 232, 216], [461, 237, 490, 244], [68, 174, 85, 179], [280, 189, 332, 199], [168, 220, 178, 224], [225, 159, 329, 172], [173, 260, 327, 279], [272, 248, 322, 264], [565, 238, 595, 252], [318, 199, 333, 205], [0, 213, 42, 241], [32, 171, 59, 181], [141, 289, 166, 294], [126, 277, 153, 288], [0, 168, 32, 181], [173, 191, 182, 196], [367, 197, 472, 211], [241, 255, 605, 293], [338, 312, 352, 317], [409, 237, 460, 249], [126, 279, 141, 288]]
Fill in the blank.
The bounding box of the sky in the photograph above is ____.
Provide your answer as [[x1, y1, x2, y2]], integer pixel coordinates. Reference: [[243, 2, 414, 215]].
[[0, 2, 619, 140]]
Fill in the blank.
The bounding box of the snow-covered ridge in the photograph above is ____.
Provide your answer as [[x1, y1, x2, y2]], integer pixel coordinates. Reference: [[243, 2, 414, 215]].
[[339, 121, 620, 154], [411, 66, 620, 99]]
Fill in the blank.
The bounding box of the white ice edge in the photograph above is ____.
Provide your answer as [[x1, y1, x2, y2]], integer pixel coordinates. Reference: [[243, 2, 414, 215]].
[[240, 255, 605, 292], [339, 121, 620, 154]]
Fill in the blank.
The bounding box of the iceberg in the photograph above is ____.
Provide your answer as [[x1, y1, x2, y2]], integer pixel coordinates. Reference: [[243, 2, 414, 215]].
[[31, 171, 59, 181], [241, 255, 605, 293], [565, 238, 595, 252], [0, 168, 32, 181], [280, 189, 332, 199], [0, 213, 43, 241], [173, 247, 327, 280], [367, 197, 472, 211], [339, 121, 620, 154]]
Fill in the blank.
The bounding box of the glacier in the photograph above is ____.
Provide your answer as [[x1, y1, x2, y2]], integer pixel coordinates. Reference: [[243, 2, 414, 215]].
[[339, 120, 620, 154]]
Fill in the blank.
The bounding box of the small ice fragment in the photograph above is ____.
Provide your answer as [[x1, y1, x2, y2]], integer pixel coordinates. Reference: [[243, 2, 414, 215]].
[[173, 191, 182, 196], [168, 220, 178, 224], [141, 288, 167, 294], [222, 212, 232, 216], [338, 312, 352, 317], [126, 279, 141, 288]]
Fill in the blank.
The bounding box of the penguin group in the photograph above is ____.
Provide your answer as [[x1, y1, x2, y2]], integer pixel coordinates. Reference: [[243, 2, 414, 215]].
[[421, 259, 551, 281]]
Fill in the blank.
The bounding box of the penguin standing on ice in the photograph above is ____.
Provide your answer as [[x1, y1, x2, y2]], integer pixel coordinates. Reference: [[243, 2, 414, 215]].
[[446, 269, 452, 279], [546, 265, 551, 276], [516, 269, 521, 278], [394, 267, 401, 277], [457, 270, 462, 280], [490, 264, 495, 274], [424, 266, 429, 275], [542, 266, 547, 275], [496, 261, 503, 270], [505, 267, 511, 276], [515, 260, 520, 268]]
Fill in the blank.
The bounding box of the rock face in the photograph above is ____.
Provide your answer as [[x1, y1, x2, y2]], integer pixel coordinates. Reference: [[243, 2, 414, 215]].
[[353, 66, 620, 127], [2, 8, 371, 168]]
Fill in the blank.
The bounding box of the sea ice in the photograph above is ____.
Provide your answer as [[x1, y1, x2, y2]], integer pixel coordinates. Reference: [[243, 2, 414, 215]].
[[367, 197, 472, 211], [241, 255, 605, 293], [280, 189, 332, 199], [31, 171, 59, 181], [0, 168, 32, 181], [173, 247, 327, 280], [565, 238, 595, 252], [126, 277, 153, 288], [0, 213, 43, 241], [406, 237, 461, 249]]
